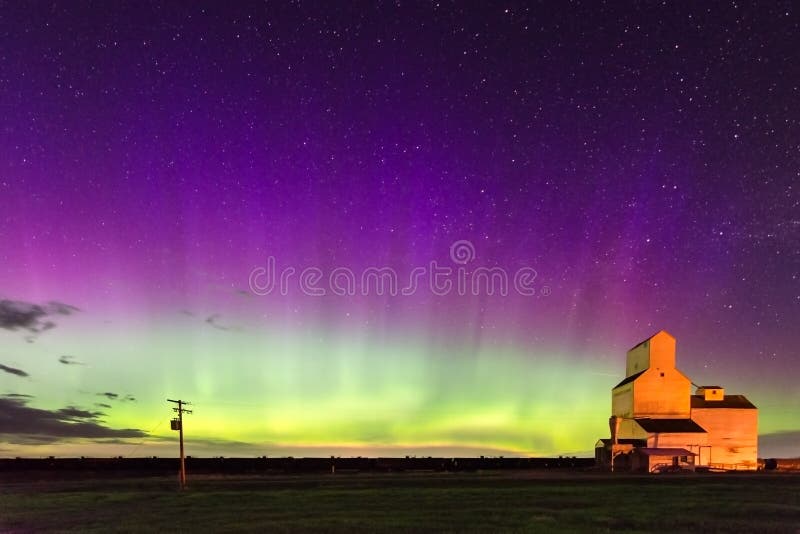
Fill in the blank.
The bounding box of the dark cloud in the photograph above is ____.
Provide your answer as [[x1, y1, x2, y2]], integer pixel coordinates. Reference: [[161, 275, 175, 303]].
[[0, 363, 29, 378], [3, 434, 57, 445], [0, 300, 47, 331], [123, 394, 136, 402], [57, 406, 104, 421], [0, 299, 79, 341], [3, 393, 33, 398], [0, 397, 145, 443], [98, 392, 119, 400], [95, 403, 112, 409], [58, 355, 85, 366]]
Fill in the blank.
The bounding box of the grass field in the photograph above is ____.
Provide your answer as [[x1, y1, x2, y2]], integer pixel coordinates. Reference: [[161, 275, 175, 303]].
[[1, 471, 798, 532]]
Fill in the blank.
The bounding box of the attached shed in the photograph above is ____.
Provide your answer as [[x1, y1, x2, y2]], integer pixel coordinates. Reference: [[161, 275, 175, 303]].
[[632, 447, 697, 473]]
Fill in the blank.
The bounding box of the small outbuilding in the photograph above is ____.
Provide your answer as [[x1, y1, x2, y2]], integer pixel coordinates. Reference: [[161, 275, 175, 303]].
[[631, 448, 697, 473]]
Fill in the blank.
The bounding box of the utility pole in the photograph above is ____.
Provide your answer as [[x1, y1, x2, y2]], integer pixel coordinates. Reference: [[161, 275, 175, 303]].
[[168, 398, 192, 489]]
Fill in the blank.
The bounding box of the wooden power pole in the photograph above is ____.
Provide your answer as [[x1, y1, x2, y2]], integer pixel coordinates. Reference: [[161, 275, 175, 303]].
[[167, 398, 192, 489]]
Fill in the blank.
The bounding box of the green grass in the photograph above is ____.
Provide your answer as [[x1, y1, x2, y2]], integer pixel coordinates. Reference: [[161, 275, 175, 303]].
[[1, 472, 798, 532]]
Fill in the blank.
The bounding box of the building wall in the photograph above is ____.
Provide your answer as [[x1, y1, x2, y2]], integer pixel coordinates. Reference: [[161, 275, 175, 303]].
[[647, 332, 676, 371], [612, 384, 633, 418], [646, 432, 708, 449], [631, 368, 692, 417], [626, 331, 676, 377], [626, 341, 651, 377], [616, 418, 648, 440], [632, 453, 695, 473], [691, 408, 758, 469]]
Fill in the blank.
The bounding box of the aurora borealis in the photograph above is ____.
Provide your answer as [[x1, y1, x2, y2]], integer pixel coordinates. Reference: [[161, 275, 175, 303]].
[[1, 2, 798, 458]]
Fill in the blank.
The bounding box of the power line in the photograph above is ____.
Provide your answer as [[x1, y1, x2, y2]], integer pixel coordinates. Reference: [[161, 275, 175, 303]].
[[121, 417, 169, 458]]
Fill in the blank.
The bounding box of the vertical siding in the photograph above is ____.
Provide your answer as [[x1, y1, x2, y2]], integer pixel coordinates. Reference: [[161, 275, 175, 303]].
[[626, 342, 651, 377], [632, 368, 691, 417], [617, 418, 648, 440], [612, 384, 633, 417], [626, 331, 676, 376], [646, 432, 708, 449], [691, 408, 758, 469], [648, 332, 676, 371]]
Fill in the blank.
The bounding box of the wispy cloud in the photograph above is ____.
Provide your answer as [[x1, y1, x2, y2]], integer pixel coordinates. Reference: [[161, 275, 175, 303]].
[[205, 313, 240, 331], [180, 309, 240, 331], [46, 302, 80, 315], [58, 355, 86, 366], [0, 363, 29, 378], [95, 392, 136, 402], [205, 314, 228, 330]]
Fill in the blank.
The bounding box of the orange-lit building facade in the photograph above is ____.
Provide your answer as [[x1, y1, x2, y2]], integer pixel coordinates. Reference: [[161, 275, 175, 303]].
[[596, 331, 758, 472]]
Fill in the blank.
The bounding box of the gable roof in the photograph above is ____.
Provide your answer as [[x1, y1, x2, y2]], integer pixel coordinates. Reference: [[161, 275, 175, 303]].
[[613, 370, 646, 389], [635, 418, 706, 433], [691, 395, 756, 409], [628, 330, 675, 351]]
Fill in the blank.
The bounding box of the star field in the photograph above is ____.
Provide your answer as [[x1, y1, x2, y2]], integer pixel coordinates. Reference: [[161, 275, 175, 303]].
[[0, 2, 798, 457]]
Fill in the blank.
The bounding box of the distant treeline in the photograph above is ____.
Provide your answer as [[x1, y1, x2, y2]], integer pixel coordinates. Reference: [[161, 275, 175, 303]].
[[2, 457, 795, 481], [0, 456, 592, 480]]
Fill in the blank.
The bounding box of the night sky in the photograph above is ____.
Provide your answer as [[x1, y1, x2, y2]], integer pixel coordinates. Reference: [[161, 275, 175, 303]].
[[1, 2, 798, 458]]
